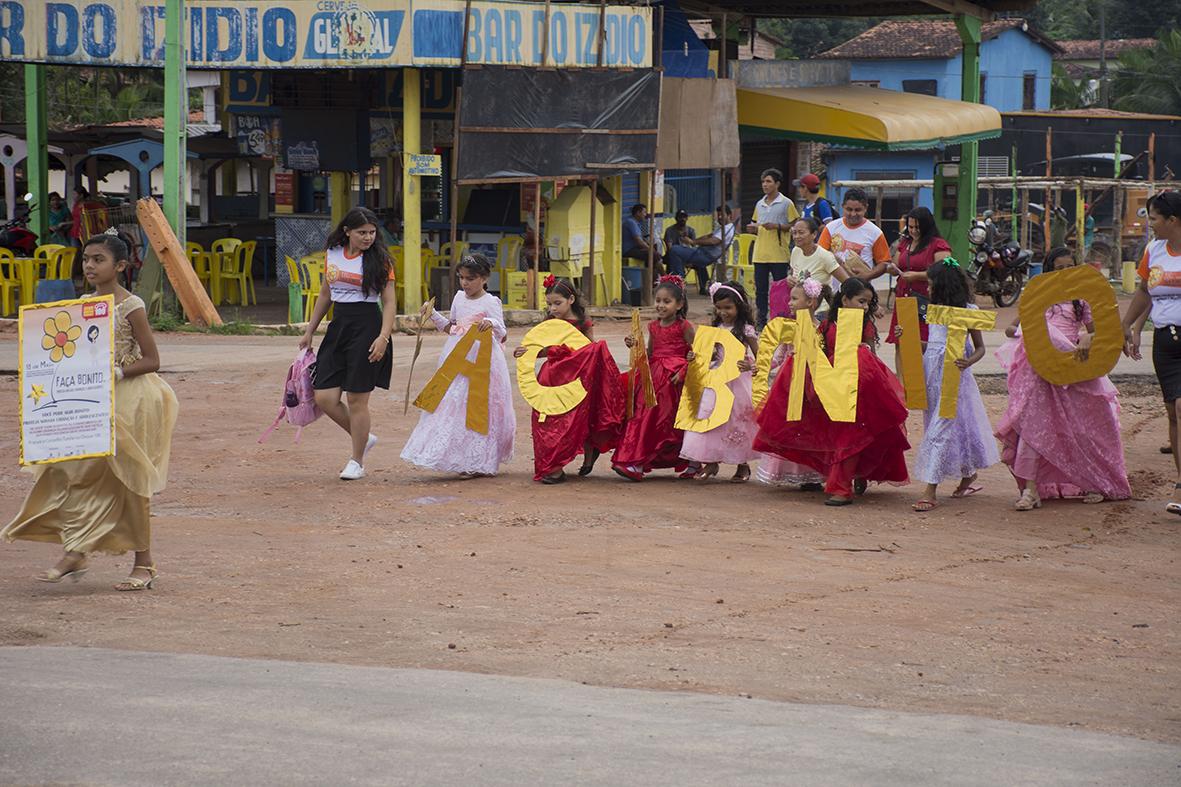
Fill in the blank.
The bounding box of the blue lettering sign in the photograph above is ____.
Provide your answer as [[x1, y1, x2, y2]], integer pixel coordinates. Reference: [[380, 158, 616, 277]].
[[484, 8, 502, 63], [603, 15, 618, 66], [188, 5, 202, 60], [413, 9, 461, 59], [244, 7, 258, 61], [262, 8, 296, 63], [47, 3, 79, 58], [504, 10, 521, 64], [465, 7, 480, 61], [0, 1, 25, 56], [575, 11, 595, 65], [549, 10, 566, 64], [139, 6, 164, 61], [628, 14, 644, 66], [82, 3, 116, 59], [531, 10, 543, 64], [206, 7, 242, 63], [303, 9, 402, 61]]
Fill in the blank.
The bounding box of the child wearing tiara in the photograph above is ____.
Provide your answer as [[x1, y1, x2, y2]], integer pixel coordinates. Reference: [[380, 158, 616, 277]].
[[754, 278, 909, 505], [680, 281, 760, 482], [514, 275, 625, 483], [994, 247, 1131, 509], [3, 230, 178, 590], [613, 275, 695, 481], [905, 259, 999, 512], [401, 254, 515, 476], [757, 278, 827, 490]]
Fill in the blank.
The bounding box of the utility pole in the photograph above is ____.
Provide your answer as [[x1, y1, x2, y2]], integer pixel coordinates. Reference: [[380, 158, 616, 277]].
[[23, 65, 48, 242], [1097, 0, 1109, 108], [163, 0, 187, 243]]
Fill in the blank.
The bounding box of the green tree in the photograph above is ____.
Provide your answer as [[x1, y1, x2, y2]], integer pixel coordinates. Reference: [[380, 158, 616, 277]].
[[1050, 63, 1093, 109], [1111, 31, 1181, 115], [760, 17, 879, 59]]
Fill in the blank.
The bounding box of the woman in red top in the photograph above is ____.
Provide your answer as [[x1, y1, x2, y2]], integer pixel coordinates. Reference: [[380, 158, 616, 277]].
[[885, 207, 951, 370]]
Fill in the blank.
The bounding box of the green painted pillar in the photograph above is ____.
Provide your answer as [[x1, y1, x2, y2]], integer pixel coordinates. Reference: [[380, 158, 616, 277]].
[[951, 14, 982, 266], [163, 0, 187, 243], [24, 64, 48, 242]]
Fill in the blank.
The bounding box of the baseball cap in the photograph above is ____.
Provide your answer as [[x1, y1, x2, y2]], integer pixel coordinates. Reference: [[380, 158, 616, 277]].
[[793, 173, 821, 189], [675, 209, 689, 219]]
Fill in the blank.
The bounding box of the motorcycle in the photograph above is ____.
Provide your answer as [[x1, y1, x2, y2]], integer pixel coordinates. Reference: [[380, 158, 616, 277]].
[[966, 216, 1032, 308], [0, 193, 39, 256]]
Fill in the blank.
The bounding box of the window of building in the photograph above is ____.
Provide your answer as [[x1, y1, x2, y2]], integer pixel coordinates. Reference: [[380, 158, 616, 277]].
[[1023, 72, 1037, 110], [978, 73, 987, 103], [902, 79, 938, 96], [851, 80, 880, 88]]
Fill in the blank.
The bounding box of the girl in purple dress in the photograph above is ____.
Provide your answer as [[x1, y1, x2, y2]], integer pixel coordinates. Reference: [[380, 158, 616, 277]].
[[906, 260, 999, 512], [994, 247, 1131, 510]]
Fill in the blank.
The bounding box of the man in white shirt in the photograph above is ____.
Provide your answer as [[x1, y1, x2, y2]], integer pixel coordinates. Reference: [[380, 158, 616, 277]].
[[669, 204, 735, 294]]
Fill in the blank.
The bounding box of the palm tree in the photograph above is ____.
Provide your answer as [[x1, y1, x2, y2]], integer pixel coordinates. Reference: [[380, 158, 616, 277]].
[[1051, 63, 1094, 110], [1112, 31, 1181, 116]]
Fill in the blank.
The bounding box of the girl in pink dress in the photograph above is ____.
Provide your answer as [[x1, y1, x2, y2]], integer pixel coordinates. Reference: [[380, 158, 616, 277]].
[[680, 282, 760, 482], [994, 247, 1131, 509]]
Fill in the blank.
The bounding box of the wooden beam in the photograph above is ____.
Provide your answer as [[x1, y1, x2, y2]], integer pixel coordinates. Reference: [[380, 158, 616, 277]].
[[136, 197, 222, 328], [922, 0, 996, 21]]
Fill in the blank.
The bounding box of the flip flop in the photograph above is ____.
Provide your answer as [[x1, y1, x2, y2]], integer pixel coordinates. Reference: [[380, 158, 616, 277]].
[[912, 499, 939, 512], [951, 484, 983, 498]]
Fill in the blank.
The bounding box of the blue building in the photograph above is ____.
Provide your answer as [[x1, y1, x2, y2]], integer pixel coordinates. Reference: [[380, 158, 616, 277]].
[[816, 19, 1060, 221]]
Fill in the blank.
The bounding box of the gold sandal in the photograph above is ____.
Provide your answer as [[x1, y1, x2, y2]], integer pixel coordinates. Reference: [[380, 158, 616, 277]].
[[114, 565, 158, 591], [1015, 489, 1042, 511], [35, 558, 88, 584]]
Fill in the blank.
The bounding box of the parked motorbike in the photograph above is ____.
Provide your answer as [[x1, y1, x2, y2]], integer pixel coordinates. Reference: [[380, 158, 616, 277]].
[[966, 216, 1032, 308], [0, 193, 39, 256]]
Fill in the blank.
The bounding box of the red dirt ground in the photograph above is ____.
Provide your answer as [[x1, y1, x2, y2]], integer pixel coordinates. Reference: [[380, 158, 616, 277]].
[[1, 317, 1178, 744]]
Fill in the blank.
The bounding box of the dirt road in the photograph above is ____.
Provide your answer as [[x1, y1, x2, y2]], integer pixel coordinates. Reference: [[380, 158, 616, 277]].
[[1, 319, 1177, 745]]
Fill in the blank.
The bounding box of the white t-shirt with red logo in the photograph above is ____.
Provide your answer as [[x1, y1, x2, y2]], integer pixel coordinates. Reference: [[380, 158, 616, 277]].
[[324, 246, 393, 304], [818, 217, 890, 277], [1139, 239, 1181, 327]]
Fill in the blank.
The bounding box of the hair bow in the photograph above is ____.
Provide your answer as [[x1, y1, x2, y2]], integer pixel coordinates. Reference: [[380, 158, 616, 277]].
[[658, 274, 685, 290], [942, 257, 960, 269]]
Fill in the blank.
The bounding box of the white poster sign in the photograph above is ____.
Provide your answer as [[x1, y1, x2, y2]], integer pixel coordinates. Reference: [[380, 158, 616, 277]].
[[19, 296, 116, 466]]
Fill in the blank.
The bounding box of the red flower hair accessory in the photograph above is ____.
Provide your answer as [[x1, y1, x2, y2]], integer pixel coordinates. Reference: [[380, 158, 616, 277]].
[[658, 274, 685, 290], [543, 273, 557, 289]]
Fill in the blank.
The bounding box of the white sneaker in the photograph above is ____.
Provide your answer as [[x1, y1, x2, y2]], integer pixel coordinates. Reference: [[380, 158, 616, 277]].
[[364, 433, 378, 457], [340, 459, 365, 481]]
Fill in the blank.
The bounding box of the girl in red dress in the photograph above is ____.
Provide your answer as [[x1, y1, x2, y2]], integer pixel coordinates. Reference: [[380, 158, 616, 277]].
[[753, 278, 910, 505], [514, 276, 625, 484], [613, 275, 696, 481]]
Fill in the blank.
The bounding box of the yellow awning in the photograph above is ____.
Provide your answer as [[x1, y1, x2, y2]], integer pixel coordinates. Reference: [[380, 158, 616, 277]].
[[737, 85, 1002, 151]]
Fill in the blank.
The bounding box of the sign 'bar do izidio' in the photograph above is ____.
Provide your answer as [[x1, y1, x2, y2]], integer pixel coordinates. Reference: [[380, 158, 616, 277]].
[[0, 0, 653, 69]]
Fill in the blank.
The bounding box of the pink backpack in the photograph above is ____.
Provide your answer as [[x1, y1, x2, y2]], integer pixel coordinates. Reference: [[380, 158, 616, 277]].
[[259, 349, 322, 443]]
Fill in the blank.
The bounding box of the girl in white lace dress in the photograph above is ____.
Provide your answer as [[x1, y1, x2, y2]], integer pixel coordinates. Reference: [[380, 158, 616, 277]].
[[401, 254, 515, 475]]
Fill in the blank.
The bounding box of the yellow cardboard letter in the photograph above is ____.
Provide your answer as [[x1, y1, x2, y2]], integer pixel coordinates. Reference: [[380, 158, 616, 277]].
[[752, 317, 795, 409], [787, 308, 860, 423], [413, 327, 493, 434], [1019, 264, 1122, 385], [516, 319, 591, 421], [926, 305, 997, 419], [675, 325, 746, 432], [895, 297, 927, 410]]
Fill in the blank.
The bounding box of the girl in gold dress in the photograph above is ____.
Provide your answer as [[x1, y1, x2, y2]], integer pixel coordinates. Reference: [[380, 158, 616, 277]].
[[3, 230, 178, 590]]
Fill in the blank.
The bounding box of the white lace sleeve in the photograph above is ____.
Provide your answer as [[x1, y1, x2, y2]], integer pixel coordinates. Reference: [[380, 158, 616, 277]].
[[482, 294, 508, 341], [429, 310, 451, 332]]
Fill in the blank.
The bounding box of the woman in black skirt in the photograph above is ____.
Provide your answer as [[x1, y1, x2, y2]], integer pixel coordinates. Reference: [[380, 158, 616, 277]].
[[1124, 191, 1181, 515], [299, 206, 396, 480]]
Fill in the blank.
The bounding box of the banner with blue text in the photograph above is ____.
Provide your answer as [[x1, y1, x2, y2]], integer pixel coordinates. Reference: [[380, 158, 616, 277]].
[[0, 0, 651, 69]]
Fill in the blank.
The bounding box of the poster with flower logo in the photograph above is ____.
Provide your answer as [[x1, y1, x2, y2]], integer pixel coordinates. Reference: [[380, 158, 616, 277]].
[[18, 296, 116, 466]]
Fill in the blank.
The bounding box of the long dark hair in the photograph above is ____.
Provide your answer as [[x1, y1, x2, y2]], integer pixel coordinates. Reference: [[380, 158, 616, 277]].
[[546, 276, 587, 325], [325, 206, 391, 298], [83, 229, 133, 262], [906, 206, 942, 253], [1044, 245, 1085, 322], [825, 277, 878, 341], [710, 281, 754, 341], [928, 259, 971, 308]]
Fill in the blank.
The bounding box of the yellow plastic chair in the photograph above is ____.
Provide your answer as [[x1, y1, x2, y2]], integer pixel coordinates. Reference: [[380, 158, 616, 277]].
[[732, 233, 757, 290], [187, 243, 212, 295], [437, 241, 469, 266], [50, 247, 77, 280], [220, 240, 257, 306], [33, 244, 64, 279], [0, 248, 20, 315], [388, 246, 406, 311], [211, 238, 241, 255], [300, 256, 331, 321], [495, 236, 523, 295], [418, 247, 436, 302]]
